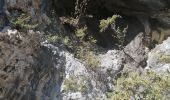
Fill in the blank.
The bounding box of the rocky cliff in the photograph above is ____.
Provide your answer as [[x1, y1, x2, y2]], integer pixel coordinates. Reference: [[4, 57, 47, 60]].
[[1, 0, 170, 100]]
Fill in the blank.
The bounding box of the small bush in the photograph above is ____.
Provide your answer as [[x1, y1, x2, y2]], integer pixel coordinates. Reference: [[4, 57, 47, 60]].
[[75, 26, 87, 39], [76, 46, 100, 70], [63, 76, 88, 93], [99, 15, 127, 49], [74, 0, 90, 18], [12, 13, 38, 30], [48, 35, 60, 43], [99, 15, 121, 32], [158, 54, 170, 63], [47, 34, 71, 47], [109, 70, 170, 100]]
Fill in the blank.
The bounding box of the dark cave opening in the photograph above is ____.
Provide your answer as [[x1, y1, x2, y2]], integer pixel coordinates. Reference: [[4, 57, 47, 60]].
[[54, 0, 145, 49]]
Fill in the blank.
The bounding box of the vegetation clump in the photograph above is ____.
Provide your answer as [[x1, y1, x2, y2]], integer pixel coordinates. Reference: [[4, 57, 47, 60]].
[[99, 15, 127, 49], [75, 26, 87, 40], [158, 54, 170, 63], [12, 13, 38, 31], [76, 46, 100, 70], [108, 69, 170, 100], [63, 76, 88, 93], [99, 15, 121, 32]]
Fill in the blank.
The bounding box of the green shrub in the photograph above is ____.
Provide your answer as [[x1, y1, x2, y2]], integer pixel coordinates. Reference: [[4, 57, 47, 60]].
[[158, 54, 170, 63], [47, 34, 71, 47], [99, 15, 121, 32], [63, 76, 87, 93], [76, 46, 100, 70], [48, 35, 60, 43], [109, 70, 170, 100], [74, 0, 90, 18], [12, 13, 38, 30], [75, 26, 87, 39], [99, 15, 127, 49], [88, 36, 97, 43]]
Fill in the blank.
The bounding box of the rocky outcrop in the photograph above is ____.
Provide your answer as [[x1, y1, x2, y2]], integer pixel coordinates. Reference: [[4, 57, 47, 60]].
[[0, 29, 40, 99], [124, 32, 149, 68], [0, 26, 126, 100], [1, 0, 170, 100], [59, 50, 125, 100], [0, 28, 65, 100], [146, 37, 170, 73]]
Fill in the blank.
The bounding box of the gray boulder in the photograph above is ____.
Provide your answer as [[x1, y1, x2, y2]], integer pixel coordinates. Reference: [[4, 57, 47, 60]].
[[146, 37, 170, 73]]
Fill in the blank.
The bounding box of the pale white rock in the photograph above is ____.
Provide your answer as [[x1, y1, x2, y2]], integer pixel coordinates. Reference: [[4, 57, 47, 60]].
[[146, 37, 170, 73], [100, 50, 125, 74]]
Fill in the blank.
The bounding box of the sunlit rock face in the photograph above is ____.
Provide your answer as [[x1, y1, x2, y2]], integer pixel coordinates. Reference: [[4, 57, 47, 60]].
[[59, 50, 125, 100], [1, 0, 170, 100], [146, 37, 170, 73]]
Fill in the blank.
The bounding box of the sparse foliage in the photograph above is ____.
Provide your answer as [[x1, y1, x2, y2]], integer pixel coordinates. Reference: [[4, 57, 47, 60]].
[[157, 54, 170, 63], [74, 0, 90, 18], [76, 46, 100, 70], [75, 26, 87, 40], [109, 70, 170, 100], [99, 15, 127, 49], [63, 76, 88, 93], [12, 13, 38, 30], [99, 15, 121, 32], [48, 35, 60, 43]]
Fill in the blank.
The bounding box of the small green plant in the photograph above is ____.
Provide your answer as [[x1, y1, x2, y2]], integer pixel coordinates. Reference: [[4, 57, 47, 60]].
[[158, 54, 170, 63], [74, 0, 90, 18], [88, 36, 97, 43], [63, 76, 87, 93], [99, 15, 121, 32], [12, 13, 38, 30], [63, 36, 70, 45], [75, 26, 87, 40], [76, 46, 100, 70], [99, 15, 127, 49], [109, 70, 170, 100], [47, 34, 71, 47], [48, 35, 60, 43], [60, 17, 79, 27]]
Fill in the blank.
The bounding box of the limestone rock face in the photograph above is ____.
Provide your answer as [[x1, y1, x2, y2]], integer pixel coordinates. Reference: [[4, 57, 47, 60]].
[[124, 32, 149, 68], [146, 37, 170, 73], [60, 50, 125, 100], [100, 50, 125, 75], [1, 0, 170, 100]]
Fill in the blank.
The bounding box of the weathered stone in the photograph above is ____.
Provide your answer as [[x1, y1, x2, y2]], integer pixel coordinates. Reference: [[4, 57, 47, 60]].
[[100, 50, 125, 75], [146, 37, 170, 73], [124, 32, 149, 68], [0, 29, 65, 100]]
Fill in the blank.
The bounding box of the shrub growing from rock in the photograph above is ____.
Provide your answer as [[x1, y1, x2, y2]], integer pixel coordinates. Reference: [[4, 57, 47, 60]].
[[109, 70, 170, 100]]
